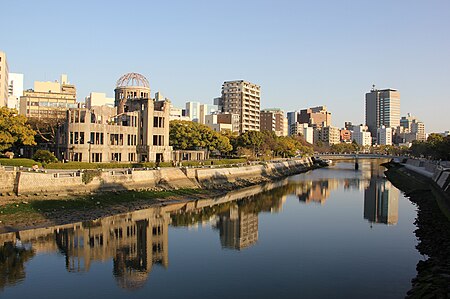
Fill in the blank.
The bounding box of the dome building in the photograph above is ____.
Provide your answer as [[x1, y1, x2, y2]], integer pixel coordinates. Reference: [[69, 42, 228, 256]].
[[60, 72, 172, 163]]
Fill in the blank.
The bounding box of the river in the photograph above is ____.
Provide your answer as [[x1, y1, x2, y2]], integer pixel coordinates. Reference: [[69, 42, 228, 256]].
[[0, 159, 423, 298]]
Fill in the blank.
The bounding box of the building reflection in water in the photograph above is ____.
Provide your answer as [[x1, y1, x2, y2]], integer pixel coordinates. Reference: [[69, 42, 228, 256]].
[[0, 160, 400, 291], [215, 205, 259, 250], [364, 178, 399, 225]]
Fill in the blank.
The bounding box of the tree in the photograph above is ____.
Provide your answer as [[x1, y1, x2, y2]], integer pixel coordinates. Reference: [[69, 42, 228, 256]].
[[32, 149, 58, 164], [0, 107, 36, 152], [169, 120, 232, 153]]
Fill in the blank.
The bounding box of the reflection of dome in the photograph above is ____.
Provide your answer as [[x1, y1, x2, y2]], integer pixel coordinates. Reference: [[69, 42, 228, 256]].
[[116, 73, 150, 88]]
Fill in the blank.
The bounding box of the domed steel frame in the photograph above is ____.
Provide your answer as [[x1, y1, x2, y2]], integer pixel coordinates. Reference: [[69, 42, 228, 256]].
[[116, 73, 150, 88]]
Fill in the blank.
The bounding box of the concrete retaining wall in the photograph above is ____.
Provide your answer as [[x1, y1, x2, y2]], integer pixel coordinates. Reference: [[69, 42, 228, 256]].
[[0, 167, 16, 194], [0, 158, 313, 196]]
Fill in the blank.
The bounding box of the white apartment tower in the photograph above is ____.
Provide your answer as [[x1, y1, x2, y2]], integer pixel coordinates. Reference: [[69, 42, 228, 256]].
[[221, 80, 260, 134]]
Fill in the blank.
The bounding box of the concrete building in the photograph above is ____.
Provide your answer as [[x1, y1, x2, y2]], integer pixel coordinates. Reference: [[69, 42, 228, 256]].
[[352, 125, 372, 147], [7, 73, 24, 110], [185, 102, 217, 124], [298, 106, 331, 128], [61, 73, 173, 163], [85, 92, 114, 109], [0, 51, 8, 107], [185, 101, 200, 122], [260, 108, 287, 136], [221, 80, 260, 133], [365, 87, 401, 140], [287, 111, 299, 130], [399, 113, 426, 142], [205, 114, 233, 132], [318, 126, 340, 146], [199, 104, 217, 124], [169, 105, 190, 121], [340, 129, 352, 143], [20, 74, 78, 119], [289, 122, 314, 144], [377, 126, 392, 146]]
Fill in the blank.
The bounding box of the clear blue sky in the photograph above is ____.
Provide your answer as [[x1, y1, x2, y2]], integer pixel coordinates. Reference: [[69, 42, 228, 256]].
[[3, 0, 450, 132]]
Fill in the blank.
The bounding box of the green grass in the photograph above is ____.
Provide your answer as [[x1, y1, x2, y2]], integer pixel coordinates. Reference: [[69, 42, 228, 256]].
[[0, 158, 41, 168], [0, 188, 206, 216], [44, 158, 247, 169]]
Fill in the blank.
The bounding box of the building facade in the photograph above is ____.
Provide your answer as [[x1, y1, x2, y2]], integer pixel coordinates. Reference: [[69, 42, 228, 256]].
[[61, 73, 173, 163], [377, 126, 392, 146], [365, 87, 400, 140], [221, 80, 260, 134], [7, 72, 23, 110], [0, 51, 9, 107], [289, 122, 314, 144], [20, 74, 78, 119], [260, 108, 287, 136], [318, 126, 340, 146], [352, 125, 372, 147], [298, 106, 331, 128], [85, 92, 114, 109]]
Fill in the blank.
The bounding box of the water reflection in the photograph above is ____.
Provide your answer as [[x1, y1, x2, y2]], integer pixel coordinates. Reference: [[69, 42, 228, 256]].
[[0, 159, 406, 294], [214, 206, 258, 250], [364, 178, 399, 225]]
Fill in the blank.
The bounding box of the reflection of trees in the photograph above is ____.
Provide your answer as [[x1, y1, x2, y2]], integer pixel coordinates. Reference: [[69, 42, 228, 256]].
[[0, 242, 35, 290]]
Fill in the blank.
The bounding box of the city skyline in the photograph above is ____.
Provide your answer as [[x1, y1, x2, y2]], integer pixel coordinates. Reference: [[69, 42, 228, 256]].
[[2, 0, 449, 132]]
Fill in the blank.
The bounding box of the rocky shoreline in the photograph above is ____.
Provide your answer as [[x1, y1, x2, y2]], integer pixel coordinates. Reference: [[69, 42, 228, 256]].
[[384, 165, 450, 298]]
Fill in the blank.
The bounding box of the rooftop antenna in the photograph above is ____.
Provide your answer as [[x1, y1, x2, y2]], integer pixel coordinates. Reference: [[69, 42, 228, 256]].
[[371, 84, 376, 92]]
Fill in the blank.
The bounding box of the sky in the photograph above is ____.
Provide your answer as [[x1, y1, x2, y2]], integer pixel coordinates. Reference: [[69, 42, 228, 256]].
[[2, 0, 450, 133]]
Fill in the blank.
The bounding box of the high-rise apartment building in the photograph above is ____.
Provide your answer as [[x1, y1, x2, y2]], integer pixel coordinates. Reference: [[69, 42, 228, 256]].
[[20, 74, 78, 119], [365, 87, 400, 140], [260, 108, 287, 136], [7, 73, 24, 110], [298, 106, 331, 128], [221, 80, 260, 134], [0, 51, 8, 107]]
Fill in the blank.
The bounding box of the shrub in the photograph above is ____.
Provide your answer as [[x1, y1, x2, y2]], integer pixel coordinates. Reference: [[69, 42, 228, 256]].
[[32, 150, 58, 164]]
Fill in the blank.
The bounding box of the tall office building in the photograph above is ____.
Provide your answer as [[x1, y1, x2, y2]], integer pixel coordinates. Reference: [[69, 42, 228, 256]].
[[221, 80, 260, 133], [260, 108, 287, 136], [365, 87, 400, 140], [0, 51, 8, 107]]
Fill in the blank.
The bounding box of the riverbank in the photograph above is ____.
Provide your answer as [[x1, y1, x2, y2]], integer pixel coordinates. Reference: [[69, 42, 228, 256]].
[[0, 158, 318, 231], [384, 164, 450, 298]]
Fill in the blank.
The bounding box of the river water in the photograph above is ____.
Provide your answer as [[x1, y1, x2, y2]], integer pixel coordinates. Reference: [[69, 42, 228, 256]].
[[0, 160, 422, 299]]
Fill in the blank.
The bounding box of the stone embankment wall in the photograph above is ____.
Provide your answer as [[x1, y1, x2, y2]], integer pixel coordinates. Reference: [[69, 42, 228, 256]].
[[0, 158, 313, 196], [402, 158, 450, 197]]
